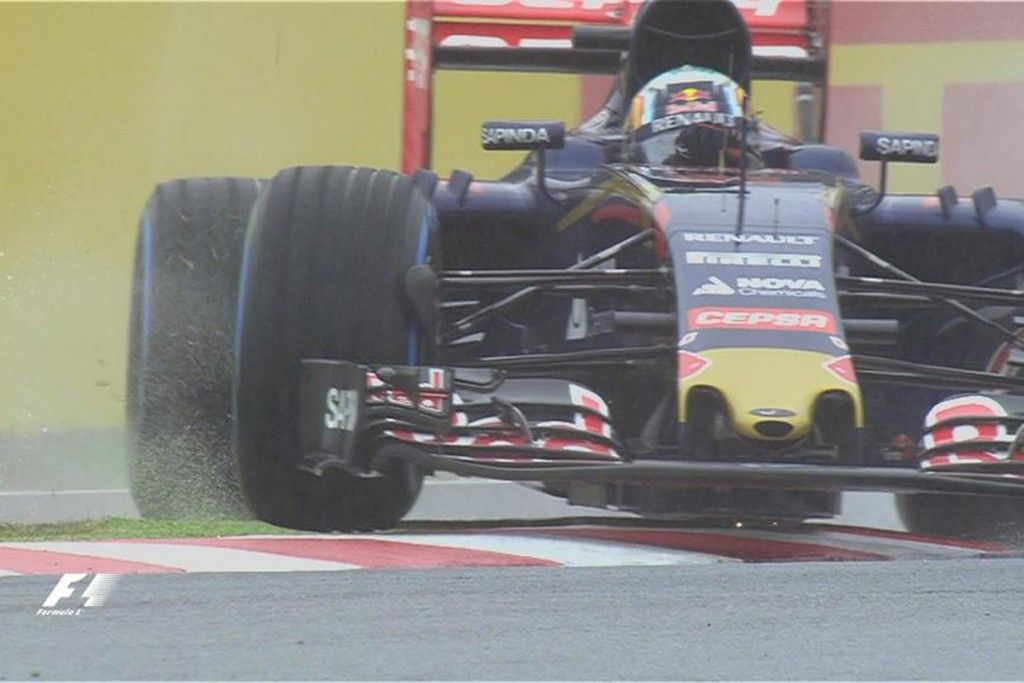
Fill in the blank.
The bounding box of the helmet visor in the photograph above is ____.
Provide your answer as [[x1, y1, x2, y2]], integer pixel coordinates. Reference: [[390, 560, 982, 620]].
[[628, 66, 747, 166]]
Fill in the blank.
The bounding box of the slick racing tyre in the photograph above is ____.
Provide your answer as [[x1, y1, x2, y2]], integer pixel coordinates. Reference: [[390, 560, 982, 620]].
[[897, 311, 1024, 540], [896, 494, 1024, 541], [234, 166, 435, 531], [127, 177, 260, 518]]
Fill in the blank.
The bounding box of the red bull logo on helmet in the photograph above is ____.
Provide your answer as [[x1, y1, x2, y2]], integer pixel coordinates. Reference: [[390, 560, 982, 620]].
[[670, 85, 713, 103], [630, 67, 747, 141], [667, 82, 720, 114]]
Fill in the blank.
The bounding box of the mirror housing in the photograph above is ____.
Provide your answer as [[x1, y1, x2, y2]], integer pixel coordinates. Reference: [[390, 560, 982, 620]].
[[860, 130, 939, 164], [481, 120, 565, 151]]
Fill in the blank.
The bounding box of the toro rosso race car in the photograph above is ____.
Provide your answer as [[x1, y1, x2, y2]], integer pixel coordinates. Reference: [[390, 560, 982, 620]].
[[128, 0, 1024, 538]]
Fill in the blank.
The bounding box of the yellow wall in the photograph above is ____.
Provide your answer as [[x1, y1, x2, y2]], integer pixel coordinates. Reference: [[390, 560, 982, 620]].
[[0, 2, 411, 432], [750, 81, 795, 138], [0, 2, 582, 433], [433, 71, 580, 179]]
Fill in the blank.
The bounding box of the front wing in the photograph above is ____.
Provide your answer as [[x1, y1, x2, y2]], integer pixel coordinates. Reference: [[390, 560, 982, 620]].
[[298, 359, 1024, 500]]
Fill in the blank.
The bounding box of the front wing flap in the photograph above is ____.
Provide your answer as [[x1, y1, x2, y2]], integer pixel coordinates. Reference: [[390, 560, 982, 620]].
[[300, 360, 622, 476], [299, 359, 1024, 499]]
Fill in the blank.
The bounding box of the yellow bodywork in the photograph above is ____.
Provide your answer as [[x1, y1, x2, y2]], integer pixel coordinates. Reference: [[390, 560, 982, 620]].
[[678, 348, 864, 440]]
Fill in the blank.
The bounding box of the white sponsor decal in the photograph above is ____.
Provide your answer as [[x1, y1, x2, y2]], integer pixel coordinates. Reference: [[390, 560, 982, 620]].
[[448, 0, 626, 9], [750, 407, 796, 417], [693, 276, 826, 299], [691, 307, 835, 332], [324, 388, 359, 431], [732, 0, 783, 16], [685, 251, 822, 268], [445, 0, 782, 16], [683, 232, 817, 246], [678, 331, 699, 347], [39, 574, 119, 617], [736, 276, 826, 299], [876, 136, 938, 159], [405, 18, 431, 88], [439, 34, 572, 48], [482, 126, 552, 146], [692, 276, 735, 296], [652, 112, 737, 134]]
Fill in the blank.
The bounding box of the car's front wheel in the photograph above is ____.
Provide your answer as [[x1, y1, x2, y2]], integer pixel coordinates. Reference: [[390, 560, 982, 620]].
[[233, 166, 435, 531], [898, 313, 1024, 541]]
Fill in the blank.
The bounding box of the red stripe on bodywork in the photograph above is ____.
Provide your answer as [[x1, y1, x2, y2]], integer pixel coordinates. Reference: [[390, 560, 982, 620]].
[[591, 203, 643, 227], [170, 537, 560, 569], [402, 0, 433, 174], [531, 527, 887, 562], [0, 546, 180, 575]]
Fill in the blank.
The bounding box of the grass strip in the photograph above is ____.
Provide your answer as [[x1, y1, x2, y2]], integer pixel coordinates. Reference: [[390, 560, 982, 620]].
[[0, 517, 296, 542]]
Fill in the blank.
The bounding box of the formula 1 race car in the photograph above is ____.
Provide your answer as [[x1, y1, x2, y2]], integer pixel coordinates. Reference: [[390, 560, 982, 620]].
[[127, 0, 1024, 539]]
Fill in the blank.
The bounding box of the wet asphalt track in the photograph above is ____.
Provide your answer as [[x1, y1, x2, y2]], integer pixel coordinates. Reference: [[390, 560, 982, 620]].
[[3, 557, 1024, 680], [1, 460, 1021, 680]]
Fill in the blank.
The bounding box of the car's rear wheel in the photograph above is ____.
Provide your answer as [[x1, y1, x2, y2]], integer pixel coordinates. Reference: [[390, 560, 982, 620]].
[[234, 166, 435, 531], [127, 177, 259, 518]]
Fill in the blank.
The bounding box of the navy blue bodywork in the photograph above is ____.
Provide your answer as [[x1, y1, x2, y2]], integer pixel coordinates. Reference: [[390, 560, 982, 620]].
[[427, 134, 1024, 463]]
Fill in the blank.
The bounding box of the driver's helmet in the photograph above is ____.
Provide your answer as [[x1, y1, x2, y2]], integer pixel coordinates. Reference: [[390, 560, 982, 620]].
[[626, 65, 748, 167]]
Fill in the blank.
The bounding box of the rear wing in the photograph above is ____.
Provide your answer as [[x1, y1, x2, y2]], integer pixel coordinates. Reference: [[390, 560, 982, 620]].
[[403, 0, 830, 173]]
